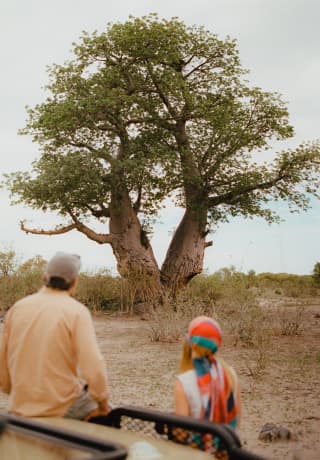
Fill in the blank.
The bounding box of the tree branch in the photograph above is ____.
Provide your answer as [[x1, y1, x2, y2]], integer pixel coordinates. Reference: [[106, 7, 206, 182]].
[[85, 204, 110, 218], [145, 60, 178, 119], [181, 54, 195, 66], [20, 221, 76, 236], [20, 217, 113, 245], [69, 141, 96, 153], [67, 209, 113, 244], [183, 59, 208, 79], [124, 116, 173, 127], [208, 175, 282, 207]]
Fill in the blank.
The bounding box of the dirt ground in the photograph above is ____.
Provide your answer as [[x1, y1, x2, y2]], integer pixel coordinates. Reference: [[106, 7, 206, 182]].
[[0, 300, 319, 460]]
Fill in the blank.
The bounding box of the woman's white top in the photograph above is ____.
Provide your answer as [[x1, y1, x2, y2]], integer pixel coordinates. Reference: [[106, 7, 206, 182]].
[[176, 369, 201, 418]]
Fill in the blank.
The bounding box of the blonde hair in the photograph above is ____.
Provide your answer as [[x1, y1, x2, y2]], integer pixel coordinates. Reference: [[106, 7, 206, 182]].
[[179, 338, 193, 373], [179, 339, 213, 373]]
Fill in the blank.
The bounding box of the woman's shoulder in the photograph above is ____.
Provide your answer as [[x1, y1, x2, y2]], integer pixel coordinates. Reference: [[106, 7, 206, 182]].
[[177, 368, 195, 377], [176, 369, 196, 385]]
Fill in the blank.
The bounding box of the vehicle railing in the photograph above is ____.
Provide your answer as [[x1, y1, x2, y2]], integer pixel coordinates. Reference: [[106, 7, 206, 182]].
[[90, 405, 267, 460]]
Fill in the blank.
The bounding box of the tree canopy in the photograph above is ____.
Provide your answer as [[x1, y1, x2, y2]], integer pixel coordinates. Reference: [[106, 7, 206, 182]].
[[5, 14, 320, 299]]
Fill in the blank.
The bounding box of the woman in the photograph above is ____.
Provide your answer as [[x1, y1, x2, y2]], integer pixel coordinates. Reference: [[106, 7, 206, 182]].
[[174, 316, 241, 454]]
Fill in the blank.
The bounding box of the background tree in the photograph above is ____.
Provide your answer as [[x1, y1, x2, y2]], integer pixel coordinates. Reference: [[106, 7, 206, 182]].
[[0, 248, 20, 278], [17, 255, 47, 276], [5, 15, 320, 300], [312, 262, 320, 284]]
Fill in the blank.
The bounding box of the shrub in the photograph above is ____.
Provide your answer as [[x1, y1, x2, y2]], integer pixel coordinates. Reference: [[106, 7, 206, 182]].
[[0, 254, 46, 310], [256, 272, 316, 297], [149, 294, 217, 342], [76, 271, 122, 313], [273, 306, 305, 337]]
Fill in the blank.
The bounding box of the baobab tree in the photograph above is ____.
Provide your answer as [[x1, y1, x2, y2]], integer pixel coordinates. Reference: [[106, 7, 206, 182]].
[[6, 15, 320, 301]]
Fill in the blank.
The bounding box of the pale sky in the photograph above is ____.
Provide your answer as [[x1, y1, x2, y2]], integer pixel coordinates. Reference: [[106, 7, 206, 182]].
[[1, 0, 319, 275]]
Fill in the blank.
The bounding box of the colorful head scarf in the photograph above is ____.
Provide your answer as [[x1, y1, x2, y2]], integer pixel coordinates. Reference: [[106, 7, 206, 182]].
[[187, 316, 239, 430], [188, 316, 222, 352]]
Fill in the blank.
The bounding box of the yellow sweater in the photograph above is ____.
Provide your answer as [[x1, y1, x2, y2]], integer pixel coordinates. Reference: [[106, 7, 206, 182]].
[[0, 287, 109, 417]]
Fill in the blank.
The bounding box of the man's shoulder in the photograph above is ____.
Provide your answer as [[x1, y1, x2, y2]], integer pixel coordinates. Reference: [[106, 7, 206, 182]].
[[11, 289, 89, 314], [11, 291, 41, 308], [64, 296, 89, 313], [3, 292, 41, 323], [44, 291, 89, 314]]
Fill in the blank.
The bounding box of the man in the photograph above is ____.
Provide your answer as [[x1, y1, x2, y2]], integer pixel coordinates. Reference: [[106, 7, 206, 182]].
[[0, 251, 109, 420]]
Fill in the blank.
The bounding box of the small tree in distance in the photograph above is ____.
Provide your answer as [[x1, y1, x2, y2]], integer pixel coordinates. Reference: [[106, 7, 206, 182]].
[[312, 262, 320, 284], [0, 248, 20, 278], [5, 14, 320, 302]]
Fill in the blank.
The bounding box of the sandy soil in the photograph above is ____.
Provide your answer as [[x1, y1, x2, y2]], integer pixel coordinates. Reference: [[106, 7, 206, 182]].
[[0, 300, 319, 460]]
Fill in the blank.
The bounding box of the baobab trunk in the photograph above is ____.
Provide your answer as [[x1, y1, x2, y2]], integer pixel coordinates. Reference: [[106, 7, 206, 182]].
[[109, 186, 163, 305], [160, 207, 210, 294]]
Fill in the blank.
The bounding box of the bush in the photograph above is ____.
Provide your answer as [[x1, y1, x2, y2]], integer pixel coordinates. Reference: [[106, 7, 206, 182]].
[[76, 271, 122, 313], [274, 306, 305, 337], [149, 295, 217, 342], [256, 272, 317, 297]]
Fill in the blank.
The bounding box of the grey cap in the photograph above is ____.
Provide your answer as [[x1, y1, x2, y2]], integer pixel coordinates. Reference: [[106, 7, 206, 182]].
[[45, 252, 81, 283]]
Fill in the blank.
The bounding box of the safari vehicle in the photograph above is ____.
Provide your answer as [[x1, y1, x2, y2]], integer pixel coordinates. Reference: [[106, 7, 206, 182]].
[[0, 405, 266, 459]]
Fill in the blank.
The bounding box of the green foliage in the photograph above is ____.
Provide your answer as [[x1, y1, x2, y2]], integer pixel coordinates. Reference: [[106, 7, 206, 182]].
[[0, 252, 317, 313], [182, 273, 224, 303], [0, 262, 124, 312], [256, 272, 316, 297], [4, 14, 320, 242]]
